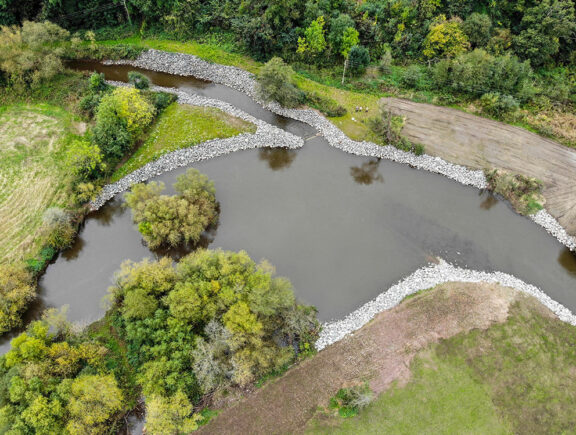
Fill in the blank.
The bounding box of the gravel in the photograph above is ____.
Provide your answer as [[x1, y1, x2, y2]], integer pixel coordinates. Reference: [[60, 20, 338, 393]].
[[315, 259, 576, 350]]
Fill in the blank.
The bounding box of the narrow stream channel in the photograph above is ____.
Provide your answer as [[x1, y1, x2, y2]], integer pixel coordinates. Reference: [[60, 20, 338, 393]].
[[2, 62, 575, 356]]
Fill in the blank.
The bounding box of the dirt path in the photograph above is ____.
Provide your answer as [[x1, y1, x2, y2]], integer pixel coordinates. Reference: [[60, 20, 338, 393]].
[[198, 282, 520, 435], [381, 97, 576, 236]]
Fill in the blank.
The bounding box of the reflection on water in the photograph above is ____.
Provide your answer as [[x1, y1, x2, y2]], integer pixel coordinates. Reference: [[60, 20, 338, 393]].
[[559, 248, 576, 276], [259, 148, 297, 171], [479, 191, 499, 210], [350, 159, 384, 185]]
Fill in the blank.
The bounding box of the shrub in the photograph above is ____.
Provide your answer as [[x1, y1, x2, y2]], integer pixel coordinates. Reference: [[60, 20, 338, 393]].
[[128, 71, 150, 90], [0, 265, 35, 334], [0, 21, 69, 88], [368, 106, 424, 155], [152, 91, 177, 112], [65, 139, 104, 180], [305, 91, 347, 117], [485, 169, 545, 215], [348, 45, 370, 76], [432, 49, 532, 99], [257, 57, 304, 108], [124, 169, 218, 249], [378, 49, 393, 74], [480, 92, 520, 117], [329, 384, 374, 418], [400, 65, 422, 88], [42, 207, 76, 250]]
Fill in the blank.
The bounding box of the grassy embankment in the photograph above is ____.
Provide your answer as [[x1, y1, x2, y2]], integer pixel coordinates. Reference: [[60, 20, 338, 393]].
[[0, 103, 82, 264], [98, 37, 575, 149], [112, 103, 256, 181], [307, 298, 576, 434]]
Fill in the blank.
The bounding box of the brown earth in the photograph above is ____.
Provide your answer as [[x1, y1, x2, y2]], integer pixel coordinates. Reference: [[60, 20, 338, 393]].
[[198, 282, 526, 435], [381, 97, 576, 236]]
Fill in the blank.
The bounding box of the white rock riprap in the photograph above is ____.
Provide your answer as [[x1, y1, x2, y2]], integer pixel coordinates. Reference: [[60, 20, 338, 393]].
[[102, 49, 576, 252], [315, 260, 576, 350]]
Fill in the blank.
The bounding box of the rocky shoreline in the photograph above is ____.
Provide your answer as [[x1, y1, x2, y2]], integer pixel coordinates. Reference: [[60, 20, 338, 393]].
[[103, 49, 576, 252], [315, 259, 576, 350]]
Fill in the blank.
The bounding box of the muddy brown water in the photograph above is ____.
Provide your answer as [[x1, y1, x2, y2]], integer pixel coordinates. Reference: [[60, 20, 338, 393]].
[[1, 63, 575, 355]]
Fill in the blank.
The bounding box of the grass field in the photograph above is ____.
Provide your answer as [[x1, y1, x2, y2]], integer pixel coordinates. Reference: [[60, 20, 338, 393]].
[[306, 298, 576, 434], [0, 104, 81, 263], [112, 103, 256, 180]]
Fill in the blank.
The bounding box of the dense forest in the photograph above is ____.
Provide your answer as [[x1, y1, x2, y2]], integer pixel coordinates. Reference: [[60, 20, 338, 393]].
[[1, 0, 574, 68]]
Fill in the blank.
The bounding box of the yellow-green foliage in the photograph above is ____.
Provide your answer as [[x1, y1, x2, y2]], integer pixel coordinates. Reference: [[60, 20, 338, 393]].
[[0, 265, 35, 334], [485, 169, 544, 215], [423, 15, 470, 59], [124, 169, 218, 249], [145, 391, 201, 434], [110, 87, 155, 135]]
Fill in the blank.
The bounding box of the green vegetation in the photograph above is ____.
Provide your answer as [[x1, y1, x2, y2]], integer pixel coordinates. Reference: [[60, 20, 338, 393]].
[[0, 265, 35, 334], [327, 384, 374, 419], [113, 103, 256, 180], [307, 298, 576, 433], [485, 169, 545, 215], [125, 169, 219, 249], [0, 249, 319, 433], [368, 105, 424, 155], [257, 57, 304, 108]]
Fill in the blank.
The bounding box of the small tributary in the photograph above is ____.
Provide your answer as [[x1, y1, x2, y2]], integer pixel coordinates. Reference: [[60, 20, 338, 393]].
[[2, 61, 575, 354]]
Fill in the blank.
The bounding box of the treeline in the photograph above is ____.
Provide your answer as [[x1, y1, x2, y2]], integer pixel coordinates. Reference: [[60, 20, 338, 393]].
[[2, 0, 575, 69]]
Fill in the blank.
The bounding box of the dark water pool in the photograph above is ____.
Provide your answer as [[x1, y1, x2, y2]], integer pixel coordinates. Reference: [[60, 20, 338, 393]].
[[2, 62, 575, 354]]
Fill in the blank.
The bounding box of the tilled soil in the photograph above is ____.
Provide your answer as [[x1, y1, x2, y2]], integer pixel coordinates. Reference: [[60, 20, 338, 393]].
[[381, 97, 576, 236], [198, 282, 522, 435]]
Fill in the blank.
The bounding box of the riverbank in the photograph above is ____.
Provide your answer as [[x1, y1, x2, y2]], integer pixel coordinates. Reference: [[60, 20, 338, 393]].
[[199, 282, 576, 434], [97, 49, 576, 253]]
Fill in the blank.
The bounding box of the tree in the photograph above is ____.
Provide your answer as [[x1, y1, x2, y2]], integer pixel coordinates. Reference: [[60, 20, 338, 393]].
[[127, 71, 150, 90], [462, 13, 492, 48], [340, 27, 359, 84], [256, 57, 303, 108], [0, 264, 35, 334], [348, 45, 370, 76], [297, 16, 327, 56], [328, 13, 355, 56], [145, 391, 201, 434], [0, 21, 69, 88], [66, 374, 123, 434], [65, 139, 104, 180], [513, 0, 576, 66], [124, 169, 218, 249], [42, 207, 76, 249], [423, 15, 470, 59]]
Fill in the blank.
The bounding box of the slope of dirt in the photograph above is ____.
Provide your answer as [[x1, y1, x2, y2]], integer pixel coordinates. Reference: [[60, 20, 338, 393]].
[[198, 282, 520, 435], [381, 97, 576, 236]]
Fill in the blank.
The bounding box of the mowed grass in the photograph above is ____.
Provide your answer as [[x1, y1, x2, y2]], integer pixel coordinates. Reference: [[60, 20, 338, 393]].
[[307, 298, 576, 434], [0, 104, 79, 263], [99, 38, 379, 142], [112, 103, 256, 181]]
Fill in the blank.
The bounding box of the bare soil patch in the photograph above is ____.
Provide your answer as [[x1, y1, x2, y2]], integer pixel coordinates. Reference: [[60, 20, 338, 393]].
[[198, 282, 519, 435], [381, 97, 576, 236]]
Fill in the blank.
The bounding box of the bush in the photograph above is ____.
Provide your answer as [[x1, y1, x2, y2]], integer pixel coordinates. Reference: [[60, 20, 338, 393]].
[[329, 384, 374, 418], [257, 57, 304, 108], [128, 71, 150, 90], [400, 65, 423, 88], [92, 87, 155, 160], [124, 169, 218, 249], [152, 91, 177, 112], [0, 265, 35, 334], [432, 49, 532, 100], [368, 107, 424, 155], [305, 91, 347, 117], [0, 21, 69, 88], [348, 45, 370, 76], [462, 13, 492, 48], [480, 92, 520, 117], [65, 139, 104, 180], [485, 169, 545, 215], [42, 208, 76, 250], [378, 49, 393, 74]]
